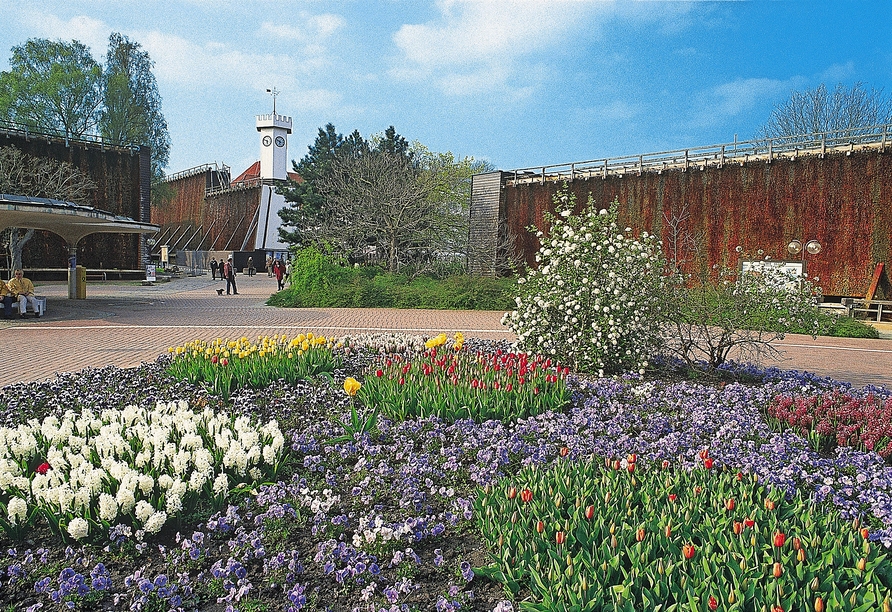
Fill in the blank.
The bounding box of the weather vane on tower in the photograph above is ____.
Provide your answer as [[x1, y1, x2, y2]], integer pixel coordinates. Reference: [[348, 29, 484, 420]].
[[266, 87, 280, 114]]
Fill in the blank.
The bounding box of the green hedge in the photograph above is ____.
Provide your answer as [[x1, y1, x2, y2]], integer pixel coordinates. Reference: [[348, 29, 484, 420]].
[[267, 246, 516, 311]]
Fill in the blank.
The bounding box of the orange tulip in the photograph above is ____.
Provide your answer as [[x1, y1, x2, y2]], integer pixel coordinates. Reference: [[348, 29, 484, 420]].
[[765, 498, 776, 511], [682, 544, 696, 559], [857, 557, 867, 571], [725, 498, 736, 511], [814, 596, 825, 612], [733, 521, 743, 535], [636, 528, 645, 542], [773, 562, 783, 578], [507, 487, 517, 500], [536, 520, 544, 534], [520, 488, 533, 503], [792, 537, 801, 550], [560, 446, 570, 457], [861, 527, 870, 540]]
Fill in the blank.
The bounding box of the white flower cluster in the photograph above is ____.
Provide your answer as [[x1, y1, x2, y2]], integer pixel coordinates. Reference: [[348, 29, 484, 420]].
[[0, 400, 286, 540], [351, 514, 415, 548], [503, 191, 666, 375]]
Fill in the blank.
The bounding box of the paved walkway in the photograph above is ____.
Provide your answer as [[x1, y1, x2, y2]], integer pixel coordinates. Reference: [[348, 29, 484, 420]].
[[1, 273, 890, 389]]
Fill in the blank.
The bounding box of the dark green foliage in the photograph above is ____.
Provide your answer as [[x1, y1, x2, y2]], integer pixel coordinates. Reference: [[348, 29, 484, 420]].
[[267, 246, 515, 310], [786, 312, 880, 339]]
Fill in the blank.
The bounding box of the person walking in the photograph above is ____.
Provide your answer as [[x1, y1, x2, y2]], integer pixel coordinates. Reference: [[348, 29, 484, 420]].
[[273, 259, 286, 291], [266, 255, 274, 277], [210, 258, 218, 280], [224, 257, 238, 295], [247, 256, 254, 276]]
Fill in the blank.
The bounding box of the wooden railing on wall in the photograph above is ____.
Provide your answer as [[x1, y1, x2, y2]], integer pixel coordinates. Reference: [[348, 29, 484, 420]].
[[505, 123, 891, 186]]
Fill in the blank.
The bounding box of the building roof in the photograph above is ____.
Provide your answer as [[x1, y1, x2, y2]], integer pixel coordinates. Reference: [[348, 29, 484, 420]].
[[230, 161, 302, 186]]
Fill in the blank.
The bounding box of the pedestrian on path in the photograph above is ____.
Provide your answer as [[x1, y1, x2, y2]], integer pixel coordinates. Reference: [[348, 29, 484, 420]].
[[273, 259, 286, 291], [210, 258, 218, 280], [224, 257, 238, 295], [266, 255, 273, 277], [247, 256, 255, 276]]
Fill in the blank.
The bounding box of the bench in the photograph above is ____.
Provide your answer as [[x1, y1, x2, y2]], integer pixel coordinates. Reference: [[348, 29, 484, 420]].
[[8, 296, 46, 317], [846, 298, 892, 322], [86, 271, 107, 281]]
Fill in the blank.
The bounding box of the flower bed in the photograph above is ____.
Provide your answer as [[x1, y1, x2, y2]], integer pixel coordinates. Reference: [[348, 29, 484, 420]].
[[768, 391, 892, 458], [0, 335, 890, 611]]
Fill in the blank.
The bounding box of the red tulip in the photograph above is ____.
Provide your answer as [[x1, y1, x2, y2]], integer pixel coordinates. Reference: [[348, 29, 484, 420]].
[[792, 537, 802, 550], [744, 518, 755, 528], [220, 358, 229, 366], [585, 505, 595, 520], [725, 498, 736, 511], [375, 369, 384, 377], [682, 544, 695, 559], [668, 494, 678, 503], [665, 524, 672, 538], [627, 453, 638, 464], [536, 520, 544, 534], [773, 562, 783, 578], [773, 531, 786, 548], [36, 462, 51, 475], [560, 446, 570, 457], [613, 460, 621, 471], [703, 457, 714, 469], [636, 528, 645, 542], [861, 527, 870, 540], [699, 448, 710, 460], [520, 488, 533, 503], [627, 463, 636, 474], [694, 486, 703, 495], [708, 595, 718, 610], [736, 472, 744, 481], [661, 459, 670, 469], [211, 354, 218, 364], [556, 531, 565, 545]]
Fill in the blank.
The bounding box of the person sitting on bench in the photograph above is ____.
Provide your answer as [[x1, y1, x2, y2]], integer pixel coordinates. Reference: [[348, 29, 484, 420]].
[[0, 278, 13, 319], [8, 269, 40, 318]]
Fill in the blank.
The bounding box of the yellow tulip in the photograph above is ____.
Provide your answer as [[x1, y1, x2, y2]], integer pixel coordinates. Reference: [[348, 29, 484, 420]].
[[343, 377, 361, 396]]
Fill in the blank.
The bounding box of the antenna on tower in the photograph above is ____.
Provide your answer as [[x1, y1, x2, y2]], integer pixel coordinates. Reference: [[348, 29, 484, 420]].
[[266, 87, 280, 114]]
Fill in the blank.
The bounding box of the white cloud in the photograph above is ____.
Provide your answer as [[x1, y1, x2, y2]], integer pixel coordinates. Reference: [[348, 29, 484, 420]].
[[260, 12, 346, 42], [390, 0, 610, 97], [15, 12, 109, 54], [710, 77, 801, 118]]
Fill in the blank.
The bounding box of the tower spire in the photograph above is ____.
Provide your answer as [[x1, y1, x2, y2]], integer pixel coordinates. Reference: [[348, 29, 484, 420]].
[[266, 87, 280, 114]]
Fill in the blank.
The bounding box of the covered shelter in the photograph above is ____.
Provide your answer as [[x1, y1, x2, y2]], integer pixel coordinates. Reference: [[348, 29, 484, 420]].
[[0, 194, 159, 299]]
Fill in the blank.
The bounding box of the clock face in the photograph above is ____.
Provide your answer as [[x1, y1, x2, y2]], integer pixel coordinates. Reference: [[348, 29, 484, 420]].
[[262, 135, 272, 147], [275, 135, 286, 148]]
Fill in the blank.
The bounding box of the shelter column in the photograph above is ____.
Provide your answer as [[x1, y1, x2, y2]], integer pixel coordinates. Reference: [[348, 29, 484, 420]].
[[67, 243, 77, 299]]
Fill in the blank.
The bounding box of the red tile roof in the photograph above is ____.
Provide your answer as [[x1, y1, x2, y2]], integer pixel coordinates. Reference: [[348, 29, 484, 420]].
[[231, 161, 302, 185]]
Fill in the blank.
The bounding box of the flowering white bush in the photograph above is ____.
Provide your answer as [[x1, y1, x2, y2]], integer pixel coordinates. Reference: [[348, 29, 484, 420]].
[[503, 189, 666, 375], [0, 400, 287, 542]]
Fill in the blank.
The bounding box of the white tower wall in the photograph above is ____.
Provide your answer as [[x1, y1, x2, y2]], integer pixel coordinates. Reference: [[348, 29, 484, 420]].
[[256, 113, 292, 180]]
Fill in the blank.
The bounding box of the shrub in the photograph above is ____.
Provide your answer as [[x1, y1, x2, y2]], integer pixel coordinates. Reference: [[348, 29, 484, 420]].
[[167, 334, 342, 400], [476, 454, 892, 611], [503, 188, 666, 376], [357, 333, 571, 423], [827, 314, 881, 339], [268, 246, 516, 310], [664, 258, 823, 370]]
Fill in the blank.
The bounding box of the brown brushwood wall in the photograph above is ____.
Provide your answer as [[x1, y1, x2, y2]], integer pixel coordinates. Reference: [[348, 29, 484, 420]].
[[504, 149, 892, 297], [2, 131, 147, 269], [157, 173, 259, 251]]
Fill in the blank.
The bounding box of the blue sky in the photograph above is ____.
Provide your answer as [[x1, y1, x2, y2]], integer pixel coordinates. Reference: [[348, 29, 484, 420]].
[[2, 1, 890, 176]]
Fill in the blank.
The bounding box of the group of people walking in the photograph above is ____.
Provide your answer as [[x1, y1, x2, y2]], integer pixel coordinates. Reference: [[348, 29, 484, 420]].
[[0, 269, 40, 318], [210, 255, 289, 293]]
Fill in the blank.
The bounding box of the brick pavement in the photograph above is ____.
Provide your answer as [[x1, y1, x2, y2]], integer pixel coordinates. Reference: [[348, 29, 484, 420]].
[[0, 273, 890, 389]]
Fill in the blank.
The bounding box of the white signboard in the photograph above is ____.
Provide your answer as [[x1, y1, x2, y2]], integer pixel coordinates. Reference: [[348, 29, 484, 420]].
[[145, 264, 156, 282], [740, 260, 803, 289]]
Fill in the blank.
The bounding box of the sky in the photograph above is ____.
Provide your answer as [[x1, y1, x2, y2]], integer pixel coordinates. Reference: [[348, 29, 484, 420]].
[[2, 0, 890, 177]]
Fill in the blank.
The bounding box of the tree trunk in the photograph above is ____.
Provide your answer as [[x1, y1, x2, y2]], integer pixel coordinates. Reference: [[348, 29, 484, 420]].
[[9, 228, 34, 272]]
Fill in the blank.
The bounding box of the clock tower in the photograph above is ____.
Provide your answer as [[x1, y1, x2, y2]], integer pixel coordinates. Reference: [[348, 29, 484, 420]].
[[256, 111, 291, 180]]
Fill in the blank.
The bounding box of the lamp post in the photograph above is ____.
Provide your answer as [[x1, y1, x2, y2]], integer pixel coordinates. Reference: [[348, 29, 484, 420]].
[[787, 239, 821, 278]]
